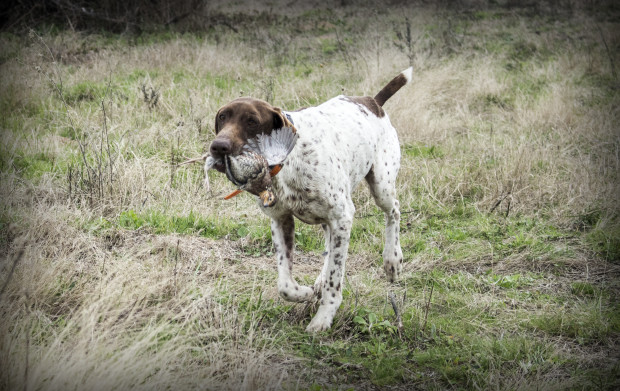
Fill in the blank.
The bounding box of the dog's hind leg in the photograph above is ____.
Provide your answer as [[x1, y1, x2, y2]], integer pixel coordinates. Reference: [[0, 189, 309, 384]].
[[365, 153, 403, 283]]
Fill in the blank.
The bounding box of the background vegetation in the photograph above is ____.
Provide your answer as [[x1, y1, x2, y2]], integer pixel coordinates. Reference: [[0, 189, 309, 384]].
[[1, 0, 618, 389]]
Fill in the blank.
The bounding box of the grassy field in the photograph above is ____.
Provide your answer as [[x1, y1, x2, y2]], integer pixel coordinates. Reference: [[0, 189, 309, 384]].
[[1, 1, 619, 389]]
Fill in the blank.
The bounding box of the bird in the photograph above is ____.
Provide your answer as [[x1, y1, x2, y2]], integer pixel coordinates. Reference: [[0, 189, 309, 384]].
[[224, 150, 274, 206], [223, 127, 297, 207]]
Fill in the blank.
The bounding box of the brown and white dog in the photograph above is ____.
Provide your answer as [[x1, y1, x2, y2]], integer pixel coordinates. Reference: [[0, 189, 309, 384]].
[[209, 67, 412, 332]]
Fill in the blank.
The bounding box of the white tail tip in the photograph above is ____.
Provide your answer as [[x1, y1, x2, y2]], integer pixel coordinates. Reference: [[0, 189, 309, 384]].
[[402, 67, 413, 84]]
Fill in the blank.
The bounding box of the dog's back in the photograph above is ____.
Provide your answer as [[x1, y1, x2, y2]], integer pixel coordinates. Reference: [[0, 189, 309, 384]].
[[279, 67, 413, 196]]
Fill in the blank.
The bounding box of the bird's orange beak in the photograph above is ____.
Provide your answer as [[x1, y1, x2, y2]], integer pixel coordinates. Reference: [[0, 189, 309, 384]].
[[223, 189, 242, 200]]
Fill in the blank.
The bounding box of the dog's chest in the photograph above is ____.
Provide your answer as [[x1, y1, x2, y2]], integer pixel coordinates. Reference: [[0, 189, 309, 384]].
[[267, 159, 339, 224]]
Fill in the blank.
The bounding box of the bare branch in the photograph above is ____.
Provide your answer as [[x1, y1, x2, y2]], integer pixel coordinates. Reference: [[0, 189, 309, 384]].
[[0, 246, 25, 300], [389, 291, 403, 338]]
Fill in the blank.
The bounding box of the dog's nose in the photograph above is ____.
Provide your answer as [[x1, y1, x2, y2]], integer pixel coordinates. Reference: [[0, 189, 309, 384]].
[[210, 138, 233, 156]]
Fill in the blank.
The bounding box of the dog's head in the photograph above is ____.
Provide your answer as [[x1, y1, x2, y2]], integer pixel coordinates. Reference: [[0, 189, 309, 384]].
[[209, 97, 289, 173]]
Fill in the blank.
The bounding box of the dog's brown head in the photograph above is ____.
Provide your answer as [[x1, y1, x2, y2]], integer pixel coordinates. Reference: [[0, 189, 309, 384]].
[[209, 97, 289, 173]]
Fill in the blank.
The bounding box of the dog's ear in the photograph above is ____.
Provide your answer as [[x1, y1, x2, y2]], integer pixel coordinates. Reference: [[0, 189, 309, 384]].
[[271, 107, 296, 133], [214, 109, 221, 134], [271, 107, 285, 130]]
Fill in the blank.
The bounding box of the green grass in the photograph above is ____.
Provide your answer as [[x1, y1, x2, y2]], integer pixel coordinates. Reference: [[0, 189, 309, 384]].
[[586, 225, 620, 262], [402, 143, 445, 159], [117, 209, 269, 242], [1, 2, 619, 390], [211, 262, 618, 388], [62, 81, 112, 104]]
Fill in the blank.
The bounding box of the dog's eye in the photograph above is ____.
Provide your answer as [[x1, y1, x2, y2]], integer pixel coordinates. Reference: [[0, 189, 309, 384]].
[[218, 114, 226, 121], [247, 118, 257, 126]]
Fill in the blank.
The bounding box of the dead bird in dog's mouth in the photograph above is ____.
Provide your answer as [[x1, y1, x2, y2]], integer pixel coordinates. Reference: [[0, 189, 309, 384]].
[[202, 127, 297, 206]]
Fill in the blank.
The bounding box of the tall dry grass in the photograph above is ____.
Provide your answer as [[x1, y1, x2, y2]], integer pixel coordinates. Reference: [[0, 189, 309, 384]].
[[1, 208, 310, 390], [1, 2, 619, 389]]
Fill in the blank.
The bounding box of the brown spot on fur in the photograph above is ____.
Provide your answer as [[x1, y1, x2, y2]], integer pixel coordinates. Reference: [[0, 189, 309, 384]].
[[345, 96, 385, 118], [282, 215, 295, 255]]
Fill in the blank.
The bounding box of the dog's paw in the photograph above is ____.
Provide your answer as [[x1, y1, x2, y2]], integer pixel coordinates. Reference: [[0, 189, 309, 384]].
[[305, 317, 331, 333], [305, 303, 338, 332], [383, 247, 403, 283], [278, 283, 315, 302]]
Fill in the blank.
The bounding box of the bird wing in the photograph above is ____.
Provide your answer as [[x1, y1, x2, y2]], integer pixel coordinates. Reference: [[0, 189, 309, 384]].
[[245, 127, 298, 166]]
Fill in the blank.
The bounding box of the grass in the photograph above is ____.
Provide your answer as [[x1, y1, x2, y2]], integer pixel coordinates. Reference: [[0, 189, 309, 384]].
[[1, 1, 619, 390]]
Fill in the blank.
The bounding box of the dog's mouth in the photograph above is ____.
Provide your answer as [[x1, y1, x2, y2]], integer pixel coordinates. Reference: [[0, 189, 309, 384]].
[[205, 155, 225, 173], [207, 155, 226, 173], [210, 143, 248, 173]]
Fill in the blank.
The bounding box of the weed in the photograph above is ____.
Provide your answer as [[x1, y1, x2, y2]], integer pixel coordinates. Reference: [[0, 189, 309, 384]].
[[1, 3, 619, 390], [586, 225, 620, 262], [11, 152, 55, 179], [571, 282, 597, 297], [63, 81, 109, 104], [140, 83, 159, 110]]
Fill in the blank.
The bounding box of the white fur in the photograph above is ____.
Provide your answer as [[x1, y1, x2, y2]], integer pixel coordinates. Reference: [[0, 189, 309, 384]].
[[258, 94, 405, 332], [403, 66, 413, 83]]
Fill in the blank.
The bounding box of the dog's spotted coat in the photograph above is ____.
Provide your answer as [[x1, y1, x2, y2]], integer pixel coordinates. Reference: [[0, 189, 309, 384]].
[[209, 68, 412, 332]]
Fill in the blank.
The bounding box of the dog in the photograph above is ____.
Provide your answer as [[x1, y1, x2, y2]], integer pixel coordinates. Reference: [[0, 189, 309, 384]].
[[209, 67, 412, 332]]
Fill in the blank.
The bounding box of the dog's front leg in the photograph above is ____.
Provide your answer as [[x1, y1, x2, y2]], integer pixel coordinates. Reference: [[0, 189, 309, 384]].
[[306, 209, 353, 332], [271, 215, 314, 302]]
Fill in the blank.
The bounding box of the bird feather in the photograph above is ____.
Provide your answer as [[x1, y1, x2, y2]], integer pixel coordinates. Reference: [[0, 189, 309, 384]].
[[244, 127, 298, 166]]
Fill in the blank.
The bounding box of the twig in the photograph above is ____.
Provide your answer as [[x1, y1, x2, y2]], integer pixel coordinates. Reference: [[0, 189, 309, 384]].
[[505, 196, 512, 218], [389, 291, 403, 338], [597, 24, 617, 80], [179, 154, 212, 195], [29, 29, 120, 208], [219, 20, 239, 34], [174, 239, 180, 295], [394, 17, 419, 67], [49, 0, 138, 28], [178, 154, 208, 166], [24, 324, 30, 391], [169, 142, 176, 192], [101, 100, 113, 191], [164, 11, 192, 26], [489, 192, 509, 213], [68, 164, 73, 202], [335, 28, 353, 71], [421, 280, 434, 333], [101, 253, 106, 276], [358, 209, 420, 219], [0, 246, 25, 300]]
